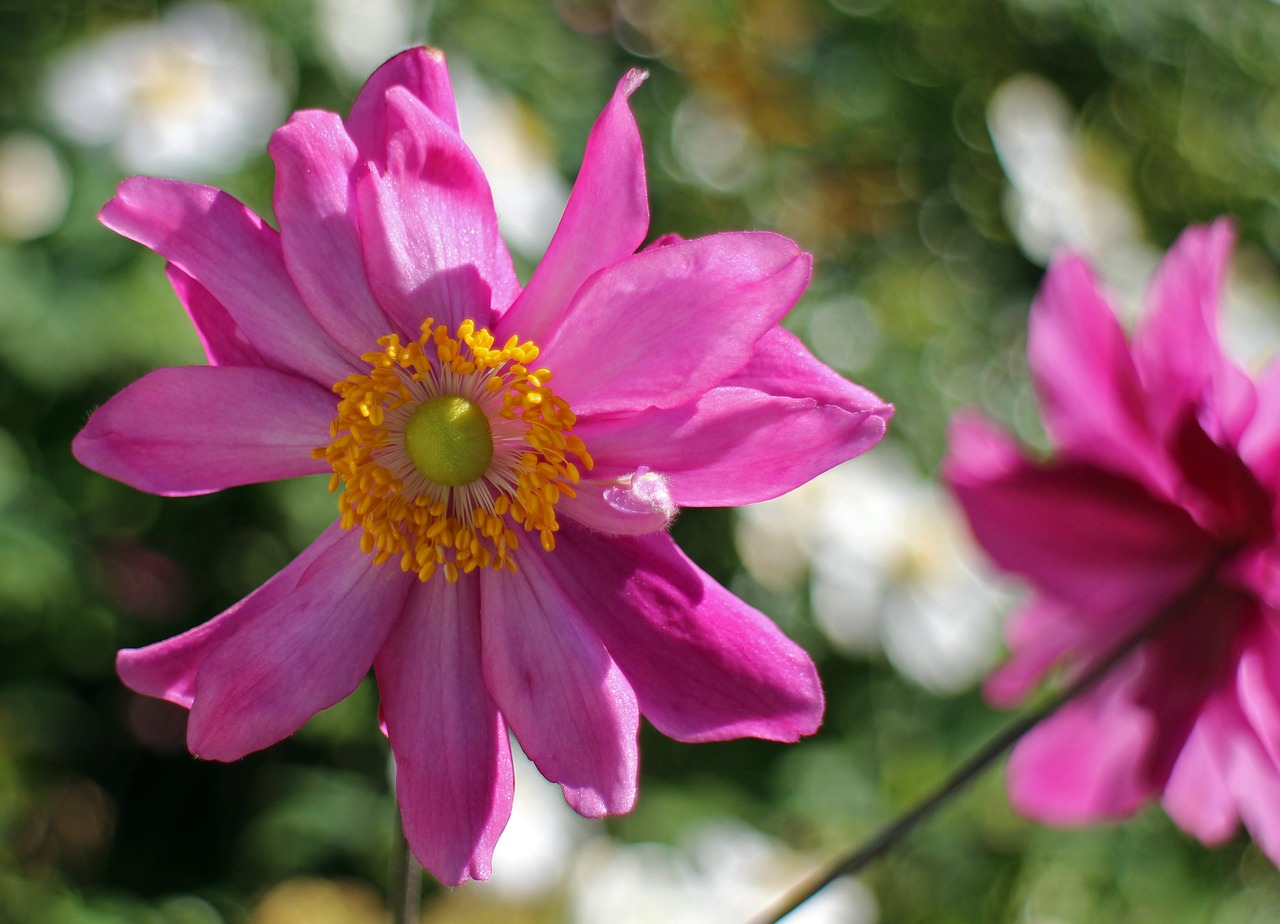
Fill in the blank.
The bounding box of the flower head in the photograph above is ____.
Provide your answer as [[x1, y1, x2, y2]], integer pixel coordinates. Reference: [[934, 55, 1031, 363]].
[[945, 221, 1280, 860], [73, 48, 891, 884]]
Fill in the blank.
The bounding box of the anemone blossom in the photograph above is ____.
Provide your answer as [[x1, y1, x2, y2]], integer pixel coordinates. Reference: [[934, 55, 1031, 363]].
[[946, 221, 1280, 862], [73, 48, 891, 884]]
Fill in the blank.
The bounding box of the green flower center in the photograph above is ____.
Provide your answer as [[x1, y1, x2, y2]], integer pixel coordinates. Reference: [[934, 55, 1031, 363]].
[[404, 394, 494, 487]]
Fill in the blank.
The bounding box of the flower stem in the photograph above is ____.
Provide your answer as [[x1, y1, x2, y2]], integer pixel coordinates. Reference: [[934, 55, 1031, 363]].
[[392, 809, 421, 924], [753, 564, 1223, 924]]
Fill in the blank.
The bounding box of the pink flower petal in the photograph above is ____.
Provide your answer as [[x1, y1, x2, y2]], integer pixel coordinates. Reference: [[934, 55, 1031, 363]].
[[346, 47, 461, 148], [1026, 254, 1164, 488], [500, 70, 648, 340], [186, 525, 411, 760], [479, 549, 639, 817], [376, 575, 513, 886], [117, 521, 348, 708], [549, 521, 824, 743], [575, 327, 890, 506], [1133, 219, 1236, 430], [1007, 660, 1159, 823], [982, 597, 1079, 708], [1216, 696, 1280, 864], [355, 87, 519, 334], [1162, 698, 1241, 846], [947, 424, 1218, 617], [537, 232, 811, 416], [270, 109, 394, 353], [100, 178, 354, 386], [165, 264, 265, 367], [72, 366, 335, 496]]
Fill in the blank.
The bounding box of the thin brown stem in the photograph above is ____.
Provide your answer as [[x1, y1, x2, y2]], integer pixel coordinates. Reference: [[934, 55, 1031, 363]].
[[753, 563, 1223, 924]]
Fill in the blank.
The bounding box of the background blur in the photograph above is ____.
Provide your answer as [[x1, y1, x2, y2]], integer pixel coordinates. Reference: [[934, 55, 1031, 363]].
[[4, 0, 1280, 921]]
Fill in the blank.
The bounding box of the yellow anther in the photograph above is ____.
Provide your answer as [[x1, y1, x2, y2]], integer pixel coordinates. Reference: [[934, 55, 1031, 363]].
[[317, 318, 589, 582]]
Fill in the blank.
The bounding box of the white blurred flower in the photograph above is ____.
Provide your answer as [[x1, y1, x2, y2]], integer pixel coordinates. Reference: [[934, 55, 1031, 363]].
[[569, 820, 876, 924], [988, 73, 1155, 300], [736, 450, 1008, 694], [44, 2, 288, 179], [989, 73, 1280, 380], [0, 132, 70, 240], [314, 0, 416, 83]]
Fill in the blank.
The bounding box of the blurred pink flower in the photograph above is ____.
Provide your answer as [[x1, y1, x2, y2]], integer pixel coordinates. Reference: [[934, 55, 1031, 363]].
[[73, 48, 891, 884], [946, 221, 1280, 860]]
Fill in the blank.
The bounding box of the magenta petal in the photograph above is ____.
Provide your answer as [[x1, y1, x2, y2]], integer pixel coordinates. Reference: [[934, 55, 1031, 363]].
[[1216, 698, 1280, 864], [165, 265, 265, 367], [983, 597, 1079, 708], [479, 549, 639, 817], [72, 366, 335, 496], [1133, 220, 1235, 427], [377, 575, 513, 886], [117, 521, 349, 709], [186, 525, 411, 760], [538, 232, 811, 416], [1162, 702, 1240, 846], [270, 110, 393, 354], [576, 327, 890, 506], [550, 521, 824, 743], [346, 47, 460, 149], [947, 422, 1218, 617], [1007, 662, 1158, 823], [501, 70, 648, 341], [1026, 254, 1163, 486], [100, 178, 353, 385], [355, 87, 519, 334]]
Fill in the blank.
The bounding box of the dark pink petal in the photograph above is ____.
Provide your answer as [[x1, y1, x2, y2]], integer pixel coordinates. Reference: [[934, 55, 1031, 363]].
[[165, 265, 265, 367], [549, 521, 824, 743], [1026, 254, 1164, 489], [946, 417, 1218, 617], [346, 46, 460, 150], [1133, 220, 1235, 428], [500, 70, 648, 340], [575, 327, 890, 506], [1007, 661, 1159, 822], [479, 549, 639, 817], [355, 87, 519, 334], [100, 178, 354, 385], [185, 525, 411, 760], [117, 521, 347, 708], [270, 110, 393, 353], [1166, 407, 1273, 544], [1008, 584, 1245, 824], [376, 575, 513, 886], [537, 232, 811, 416], [72, 366, 334, 496]]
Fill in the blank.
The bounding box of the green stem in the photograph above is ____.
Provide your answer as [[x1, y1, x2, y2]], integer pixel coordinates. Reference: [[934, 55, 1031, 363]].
[[753, 564, 1223, 924], [392, 809, 422, 924]]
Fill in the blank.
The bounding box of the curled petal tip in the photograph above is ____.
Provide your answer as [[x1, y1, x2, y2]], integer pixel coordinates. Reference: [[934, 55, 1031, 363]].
[[620, 68, 648, 97]]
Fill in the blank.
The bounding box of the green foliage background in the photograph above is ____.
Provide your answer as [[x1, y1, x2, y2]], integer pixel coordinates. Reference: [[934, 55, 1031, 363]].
[[3, 0, 1280, 920]]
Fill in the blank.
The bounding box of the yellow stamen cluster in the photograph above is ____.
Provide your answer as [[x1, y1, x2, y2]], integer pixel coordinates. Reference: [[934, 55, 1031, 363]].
[[314, 318, 592, 582]]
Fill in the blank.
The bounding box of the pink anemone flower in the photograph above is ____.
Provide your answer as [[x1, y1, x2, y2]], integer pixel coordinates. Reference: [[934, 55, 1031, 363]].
[[73, 48, 891, 884], [945, 221, 1280, 861]]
